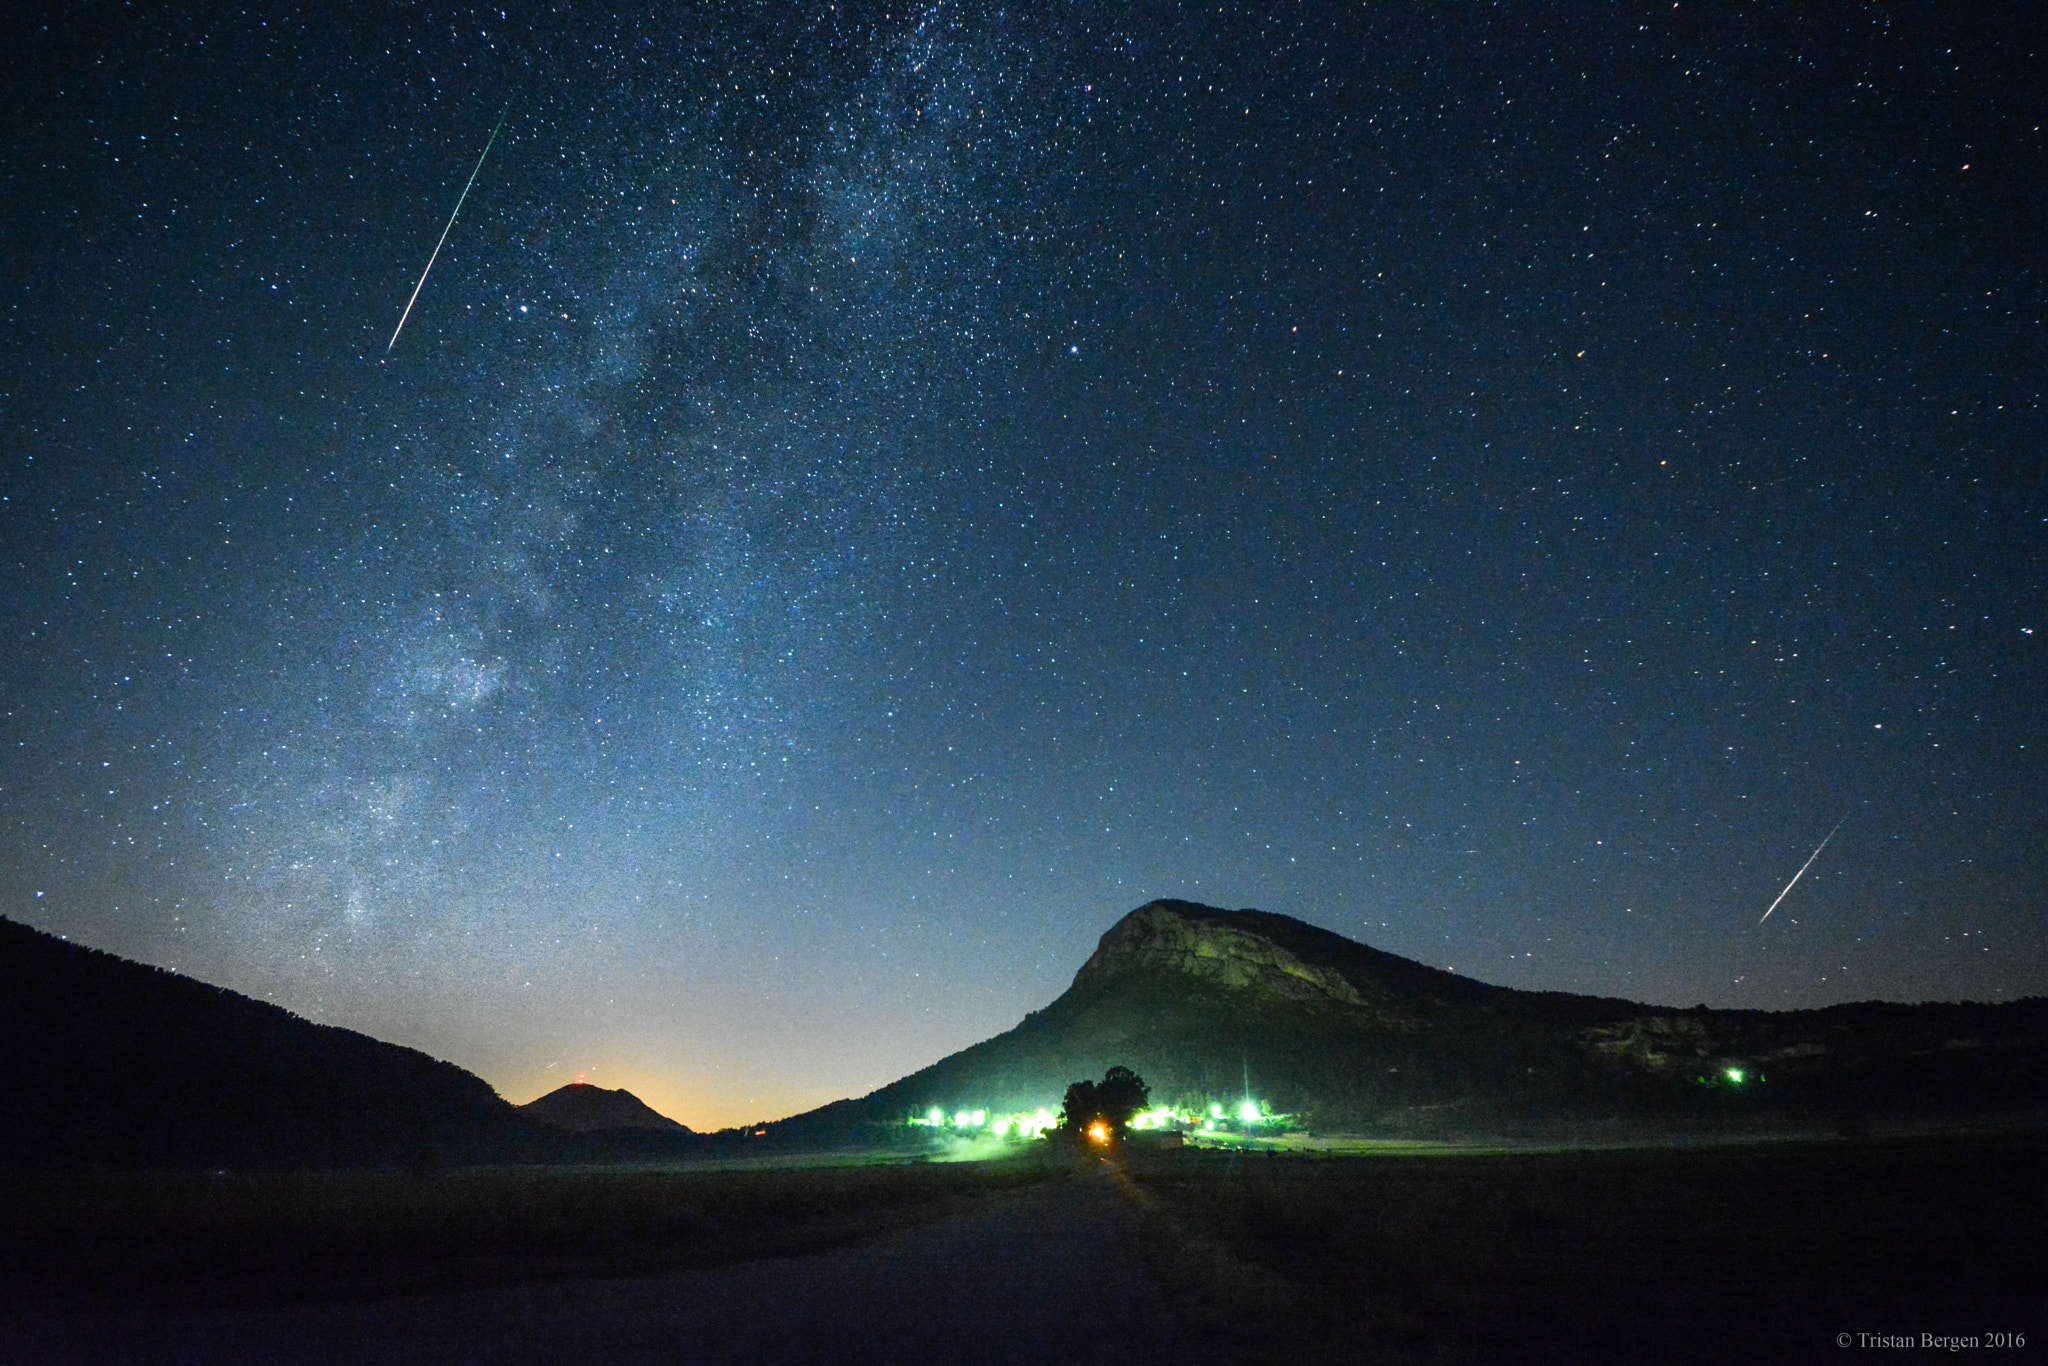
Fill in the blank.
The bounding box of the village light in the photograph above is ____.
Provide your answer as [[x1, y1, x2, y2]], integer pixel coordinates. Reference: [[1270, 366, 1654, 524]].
[[1239, 1100, 1262, 1124], [1724, 1067, 1745, 1085], [1087, 1121, 1110, 1145]]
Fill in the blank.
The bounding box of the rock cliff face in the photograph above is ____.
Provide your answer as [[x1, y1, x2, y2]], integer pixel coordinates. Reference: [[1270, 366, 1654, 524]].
[[1073, 900, 1366, 1008]]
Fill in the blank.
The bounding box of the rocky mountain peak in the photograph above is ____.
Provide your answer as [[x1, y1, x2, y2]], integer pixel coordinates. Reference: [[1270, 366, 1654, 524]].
[[1072, 899, 1367, 1008]]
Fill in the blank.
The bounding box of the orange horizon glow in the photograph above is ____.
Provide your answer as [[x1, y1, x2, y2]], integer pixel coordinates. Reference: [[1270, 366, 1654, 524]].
[[502, 1062, 857, 1135]]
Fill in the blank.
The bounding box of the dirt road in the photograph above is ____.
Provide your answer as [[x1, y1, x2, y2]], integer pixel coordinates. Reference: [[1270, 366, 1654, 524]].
[[3, 1165, 1192, 1365]]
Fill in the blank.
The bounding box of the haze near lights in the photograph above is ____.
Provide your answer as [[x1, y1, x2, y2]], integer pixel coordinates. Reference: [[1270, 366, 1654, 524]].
[[906, 1106, 1055, 1139]]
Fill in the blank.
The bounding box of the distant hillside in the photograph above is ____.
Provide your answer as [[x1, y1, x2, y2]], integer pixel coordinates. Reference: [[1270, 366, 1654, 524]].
[[771, 900, 2048, 1141], [519, 1083, 692, 1134], [0, 917, 541, 1170]]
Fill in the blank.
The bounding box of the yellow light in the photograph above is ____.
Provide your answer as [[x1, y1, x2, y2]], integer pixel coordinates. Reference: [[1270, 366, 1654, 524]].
[[1087, 1121, 1110, 1145]]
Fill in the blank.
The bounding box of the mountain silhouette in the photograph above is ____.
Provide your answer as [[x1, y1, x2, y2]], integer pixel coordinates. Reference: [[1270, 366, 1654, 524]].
[[770, 899, 2048, 1140], [519, 1083, 692, 1134], [9, 901, 2041, 1167], [0, 917, 539, 1170]]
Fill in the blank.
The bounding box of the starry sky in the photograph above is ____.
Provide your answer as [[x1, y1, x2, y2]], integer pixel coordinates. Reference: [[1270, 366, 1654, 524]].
[[4, 2, 2043, 1130]]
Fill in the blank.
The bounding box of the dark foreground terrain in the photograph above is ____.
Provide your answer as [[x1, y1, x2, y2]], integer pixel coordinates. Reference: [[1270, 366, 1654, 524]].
[[1122, 1129, 2045, 1364], [3, 1131, 2039, 1364]]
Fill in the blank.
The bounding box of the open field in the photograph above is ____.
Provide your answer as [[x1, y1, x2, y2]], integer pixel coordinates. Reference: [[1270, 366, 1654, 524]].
[[0, 1153, 1061, 1311], [0, 1160, 1174, 1366], [3, 1130, 2039, 1363], [1124, 1129, 2046, 1364]]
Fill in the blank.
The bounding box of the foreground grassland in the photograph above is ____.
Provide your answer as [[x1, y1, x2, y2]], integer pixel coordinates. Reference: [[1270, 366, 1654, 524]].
[[1120, 1130, 2047, 1365], [5, 1131, 2038, 1366], [0, 1154, 1060, 1309]]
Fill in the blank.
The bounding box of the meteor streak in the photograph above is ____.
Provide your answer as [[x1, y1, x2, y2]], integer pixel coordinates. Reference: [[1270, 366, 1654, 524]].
[[1758, 811, 1850, 925], [387, 102, 512, 352]]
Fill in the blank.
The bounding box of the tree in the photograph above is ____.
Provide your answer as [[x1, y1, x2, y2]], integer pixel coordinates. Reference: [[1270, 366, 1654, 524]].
[[1057, 1066, 1150, 1147], [1059, 1079, 1098, 1136], [1096, 1066, 1150, 1133]]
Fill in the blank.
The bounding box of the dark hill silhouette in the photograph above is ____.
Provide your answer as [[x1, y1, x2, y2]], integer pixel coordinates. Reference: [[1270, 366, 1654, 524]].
[[768, 900, 2048, 1141], [519, 1083, 692, 1134], [0, 917, 541, 1170]]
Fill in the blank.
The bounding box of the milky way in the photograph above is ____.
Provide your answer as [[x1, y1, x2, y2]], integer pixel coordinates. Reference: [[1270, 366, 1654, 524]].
[[4, 3, 2042, 1126]]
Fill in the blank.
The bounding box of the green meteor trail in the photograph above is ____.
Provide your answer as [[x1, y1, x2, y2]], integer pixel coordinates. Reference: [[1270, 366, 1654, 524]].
[[387, 101, 512, 352]]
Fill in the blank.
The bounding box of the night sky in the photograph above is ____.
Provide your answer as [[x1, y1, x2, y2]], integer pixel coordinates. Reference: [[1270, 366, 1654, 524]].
[[4, 3, 2042, 1130]]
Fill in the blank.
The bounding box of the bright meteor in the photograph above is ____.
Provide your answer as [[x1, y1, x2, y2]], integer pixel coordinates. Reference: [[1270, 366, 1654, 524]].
[[1758, 811, 1851, 925], [387, 101, 512, 352]]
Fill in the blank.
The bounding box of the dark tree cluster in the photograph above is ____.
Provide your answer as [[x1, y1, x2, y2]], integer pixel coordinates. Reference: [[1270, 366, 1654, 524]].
[[1057, 1066, 1149, 1146]]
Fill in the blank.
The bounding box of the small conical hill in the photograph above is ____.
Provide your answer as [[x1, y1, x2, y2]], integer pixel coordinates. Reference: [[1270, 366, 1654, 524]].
[[518, 1083, 692, 1134]]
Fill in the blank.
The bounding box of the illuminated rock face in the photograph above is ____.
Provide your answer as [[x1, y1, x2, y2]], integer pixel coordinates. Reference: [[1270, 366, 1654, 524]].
[[1073, 899, 1368, 1009], [1580, 1015, 1719, 1072]]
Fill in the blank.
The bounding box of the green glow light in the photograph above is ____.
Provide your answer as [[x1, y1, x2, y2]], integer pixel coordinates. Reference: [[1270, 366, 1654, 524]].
[[1723, 1067, 1745, 1085], [1239, 1100, 1262, 1124], [911, 1105, 1063, 1138]]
